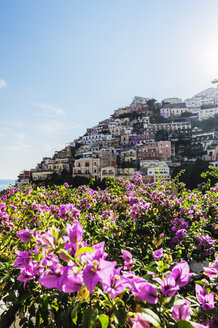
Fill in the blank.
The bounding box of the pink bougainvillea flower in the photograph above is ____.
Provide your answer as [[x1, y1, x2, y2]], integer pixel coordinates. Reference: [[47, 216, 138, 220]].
[[201, 293, 215, 311], [102, 268, 129, 299], [83, 259, 116, 293], [38, 262, 62, 289], [160, 275, 180, 297], [16, 229, 32, 242], [120, 249, 135, 270], [172, 299, 191, 321], [42, 232, 57, 248], [134, 281, 159, 304], [203, 266, 218, 279], [203, 258, 218, 279], [171, 261, 192, 287], [39, 270, 61, 289], [58, 266, 83, 293], [14, 250, 32, 267], [195, 284, 214, 311], [66, 221, 83, 244], [120, 249, 132, 262], [152, 248, 163, 261], [17, 264, 38, 287], [130, 313, 150, 328]]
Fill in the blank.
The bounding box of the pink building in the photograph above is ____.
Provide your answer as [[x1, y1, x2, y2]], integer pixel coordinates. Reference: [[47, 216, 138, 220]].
[[158, 141, 171, 160], [137, 142, 159, 160]]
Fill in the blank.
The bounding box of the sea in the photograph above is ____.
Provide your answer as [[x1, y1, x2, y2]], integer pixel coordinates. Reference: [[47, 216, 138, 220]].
[[0, 179, 16, 192]]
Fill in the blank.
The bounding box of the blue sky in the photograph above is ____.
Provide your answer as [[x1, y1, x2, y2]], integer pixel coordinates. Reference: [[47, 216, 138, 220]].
[[0, 0, 218, 179]]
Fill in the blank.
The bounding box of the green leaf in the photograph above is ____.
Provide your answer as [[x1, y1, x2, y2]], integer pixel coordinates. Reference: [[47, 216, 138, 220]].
[[71, 302, 81, 324], [114, 307, 127, 327], [164, 296, 185, 308], [177, 320, 196, 328], [76, 247, 94, 257], [82, 307, 98, 328], [144, 265, 159, 274], [51, 303, 59, 312], [141, 309, 162, 328], [194, 280, 205, 286], [98, 314, 109, 328]]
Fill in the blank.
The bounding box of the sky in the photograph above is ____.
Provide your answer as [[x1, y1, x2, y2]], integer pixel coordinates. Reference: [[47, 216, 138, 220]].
[[0, 0, 218, 179]]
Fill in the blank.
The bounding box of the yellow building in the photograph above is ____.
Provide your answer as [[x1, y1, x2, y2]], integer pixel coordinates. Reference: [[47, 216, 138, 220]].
[[100, 166, 116, 180], [117, 167, 136, 179], [32, 170, 54, 181]]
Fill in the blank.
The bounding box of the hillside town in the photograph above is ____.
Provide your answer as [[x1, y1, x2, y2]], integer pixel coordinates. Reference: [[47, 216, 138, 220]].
[[17, 86, 218, 185]]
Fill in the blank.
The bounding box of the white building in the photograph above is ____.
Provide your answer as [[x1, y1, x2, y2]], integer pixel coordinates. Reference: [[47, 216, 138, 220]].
[[185, 87, 218, 109], [145, 121, 191, 132], [140, 161, 171, 181], [185, 98, 202, 108], [191, 132, 216, 150], [198, 107, 218, 120], [163, 97, 182, 104], [80, 134, 112, 144]]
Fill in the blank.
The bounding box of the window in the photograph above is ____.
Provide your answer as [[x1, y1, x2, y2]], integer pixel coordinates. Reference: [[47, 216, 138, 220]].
[[85, 162, 89, 167]]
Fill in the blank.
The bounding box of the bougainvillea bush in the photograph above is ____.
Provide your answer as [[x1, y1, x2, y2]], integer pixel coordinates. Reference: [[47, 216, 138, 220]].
[[0, 174, 217, 328]]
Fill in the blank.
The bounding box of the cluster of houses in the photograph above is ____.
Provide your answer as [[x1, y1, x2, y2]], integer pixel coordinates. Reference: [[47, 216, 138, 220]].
[[17, 89, 218, 185]]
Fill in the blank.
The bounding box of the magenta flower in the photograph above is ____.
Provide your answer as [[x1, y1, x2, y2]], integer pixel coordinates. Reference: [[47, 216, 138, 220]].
[[134, 282, 159, 304], [190, 322, 208, 328], [132, 172, 143, 185], [160, 276, 180, 297], [58, 204, 80, 220], [195, 284, 215, 311], [14, 250, 32, 267], [196, 284, 207, 303], [152, 248, 163, 261], [120, 249, 135, 270], [102, 268, 128, 299], [121, 249, 132, 262], [203, 266, 218, 279], [16, 229, 32, 242], [172, 299, 191, 321], [39, 270, 61, 289], [130, 313, 150, 328], [81, 242, 108, 264], [42, 232, 57, 248], [201, 293, 215, 311], [122, 271, 148, 292], [17, 265, 38, 287], [171, 217, 189, 232], [171, 229, 187, 244], [83, 259, 116, 293], [38, 262, 63, 289], [171, 261, 192, 287], [66, 221, 83, 244], [58, 266, 83, 293], [203, 258, 218, 278], [197, 235, 216, 256]]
